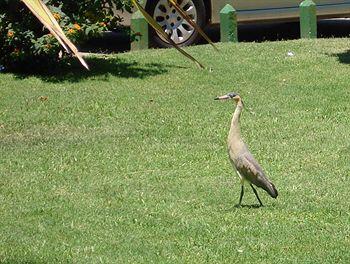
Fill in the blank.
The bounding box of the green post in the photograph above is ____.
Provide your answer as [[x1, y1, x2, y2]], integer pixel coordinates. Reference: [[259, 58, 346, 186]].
[[220, 4, 238, 43], [130, 10, 149, 51], [300, 0, 317, 39]]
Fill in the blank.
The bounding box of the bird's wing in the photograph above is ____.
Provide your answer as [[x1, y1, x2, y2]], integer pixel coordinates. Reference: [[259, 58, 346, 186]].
[[235, 151, 278, 198], [235, 152, 264, 187], [235, 152, 269, 188]]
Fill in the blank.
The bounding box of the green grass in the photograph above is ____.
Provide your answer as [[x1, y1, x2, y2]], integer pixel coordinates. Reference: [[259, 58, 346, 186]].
[[1, 38, 350, 263]]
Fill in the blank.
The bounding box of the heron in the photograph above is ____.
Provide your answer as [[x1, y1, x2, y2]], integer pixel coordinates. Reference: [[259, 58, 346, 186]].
[[215, 92, 278, 207]]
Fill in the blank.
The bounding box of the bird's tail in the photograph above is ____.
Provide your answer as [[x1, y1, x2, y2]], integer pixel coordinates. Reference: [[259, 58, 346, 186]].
[[265, 181, 278, 198]]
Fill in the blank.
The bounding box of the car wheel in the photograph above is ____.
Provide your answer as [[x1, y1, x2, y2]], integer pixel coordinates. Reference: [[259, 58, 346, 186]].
[[147, 0, 206, 48]]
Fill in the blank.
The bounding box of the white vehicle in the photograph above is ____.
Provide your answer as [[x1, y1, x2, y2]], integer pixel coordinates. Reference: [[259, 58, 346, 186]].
[[122, 0, 350, 47]]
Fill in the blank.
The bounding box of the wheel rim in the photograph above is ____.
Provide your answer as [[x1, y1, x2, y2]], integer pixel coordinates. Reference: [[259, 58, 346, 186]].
[[153, 0, 197, 44]]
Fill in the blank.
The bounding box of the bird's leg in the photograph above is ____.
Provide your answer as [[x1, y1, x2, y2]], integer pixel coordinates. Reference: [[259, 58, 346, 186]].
[[250, 184, 264, 207], [238, 184, 244, 206]]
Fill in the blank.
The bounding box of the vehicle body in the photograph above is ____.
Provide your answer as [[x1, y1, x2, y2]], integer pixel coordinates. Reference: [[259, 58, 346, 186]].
[[210, 0, 350, 24], [123, 0, 350, 47]]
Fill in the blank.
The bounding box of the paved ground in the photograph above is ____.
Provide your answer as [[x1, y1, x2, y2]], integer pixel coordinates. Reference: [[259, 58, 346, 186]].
[[208, 18, 350, 42], [81, 19, 350, 53]]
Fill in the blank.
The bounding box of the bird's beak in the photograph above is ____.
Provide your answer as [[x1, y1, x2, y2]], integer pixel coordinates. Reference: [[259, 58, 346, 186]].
[[214, 95, 230, 100]]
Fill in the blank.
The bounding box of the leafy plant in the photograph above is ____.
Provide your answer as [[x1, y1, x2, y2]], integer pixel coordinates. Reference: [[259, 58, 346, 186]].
[[0, 0, 131, 72], [0, 0, 216, 72]]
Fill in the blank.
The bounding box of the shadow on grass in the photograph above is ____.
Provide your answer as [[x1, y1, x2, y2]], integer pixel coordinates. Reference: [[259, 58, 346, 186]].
[[12, 56, 184, 83], [221, 204, 263, 212], [329, 50, 350, 65], [0, 258, 70, 264], [234, 204, 263, 209], [0, 260, 40, 264]]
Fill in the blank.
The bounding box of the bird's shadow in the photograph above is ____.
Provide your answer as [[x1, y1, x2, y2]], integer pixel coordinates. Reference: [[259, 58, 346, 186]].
[[234, 204, 263, 209]]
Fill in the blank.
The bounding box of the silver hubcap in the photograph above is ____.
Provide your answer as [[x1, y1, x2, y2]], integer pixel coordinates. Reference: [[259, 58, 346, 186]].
[[154, 0, 197, 44]]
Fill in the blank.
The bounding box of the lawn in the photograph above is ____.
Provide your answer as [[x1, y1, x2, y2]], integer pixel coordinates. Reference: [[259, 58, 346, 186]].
[[1, 38, 350, 263]]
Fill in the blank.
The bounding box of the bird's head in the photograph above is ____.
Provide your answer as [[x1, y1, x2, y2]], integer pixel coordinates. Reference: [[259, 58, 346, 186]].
[[214, 92, 243, 105]]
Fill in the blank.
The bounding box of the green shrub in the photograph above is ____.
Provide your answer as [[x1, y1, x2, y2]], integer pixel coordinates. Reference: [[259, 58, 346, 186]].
[[0, 0, 131, 72]]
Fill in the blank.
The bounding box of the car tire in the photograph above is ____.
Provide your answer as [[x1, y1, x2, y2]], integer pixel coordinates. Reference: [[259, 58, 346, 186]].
[[146, 0, 206, 48]]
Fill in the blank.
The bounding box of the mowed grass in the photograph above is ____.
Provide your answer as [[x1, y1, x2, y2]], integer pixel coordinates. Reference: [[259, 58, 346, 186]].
[[1, 38, 350, 263]]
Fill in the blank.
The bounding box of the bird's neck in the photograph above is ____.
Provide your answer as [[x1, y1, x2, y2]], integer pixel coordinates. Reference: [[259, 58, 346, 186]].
[[228, 101, 243, 143]]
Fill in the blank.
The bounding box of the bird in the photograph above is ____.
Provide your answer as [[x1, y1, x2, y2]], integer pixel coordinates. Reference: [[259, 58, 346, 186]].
[[215, 92, 278, 207]]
